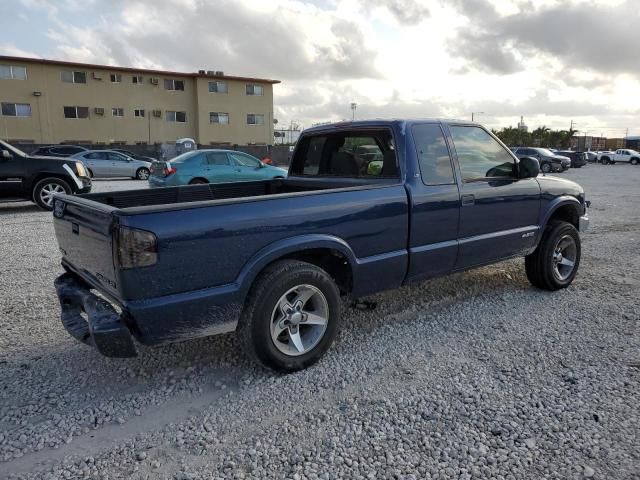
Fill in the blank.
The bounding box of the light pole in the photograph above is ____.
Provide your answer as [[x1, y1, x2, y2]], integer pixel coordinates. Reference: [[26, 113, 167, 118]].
[[471, 111, 484, 122], [350, 103, 357, 121]]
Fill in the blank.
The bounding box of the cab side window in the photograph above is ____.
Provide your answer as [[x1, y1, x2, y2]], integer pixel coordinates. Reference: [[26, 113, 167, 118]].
[[411, 124, 455, 185], [450, 126, 516, 181]]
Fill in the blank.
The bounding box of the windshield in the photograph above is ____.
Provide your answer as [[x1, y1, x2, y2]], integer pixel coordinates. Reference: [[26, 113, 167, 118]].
[[535, 148, 555, 156], [169, 151, 201, 164], [0, 140, 27, 157]]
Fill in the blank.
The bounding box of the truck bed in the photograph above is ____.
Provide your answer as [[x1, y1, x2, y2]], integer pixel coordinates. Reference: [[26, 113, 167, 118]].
[[77, 178, 383, 212]]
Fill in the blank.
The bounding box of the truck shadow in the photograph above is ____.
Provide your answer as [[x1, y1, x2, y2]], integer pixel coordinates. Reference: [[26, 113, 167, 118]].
[[0, 203, 41, 215]]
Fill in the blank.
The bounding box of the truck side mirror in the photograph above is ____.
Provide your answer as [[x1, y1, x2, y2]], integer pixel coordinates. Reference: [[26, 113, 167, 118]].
[[518, 156, 539, 178]]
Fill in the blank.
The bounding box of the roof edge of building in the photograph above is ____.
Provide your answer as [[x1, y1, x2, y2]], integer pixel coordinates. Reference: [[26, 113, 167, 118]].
[[0, 55, 281, 84]]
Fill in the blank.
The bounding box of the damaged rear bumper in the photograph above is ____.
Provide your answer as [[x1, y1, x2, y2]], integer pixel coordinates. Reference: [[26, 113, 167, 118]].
[[54, 273, 137, 358]]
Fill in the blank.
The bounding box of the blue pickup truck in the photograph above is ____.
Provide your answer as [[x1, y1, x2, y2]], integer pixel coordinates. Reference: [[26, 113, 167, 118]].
[[52, 120, 589, 371]]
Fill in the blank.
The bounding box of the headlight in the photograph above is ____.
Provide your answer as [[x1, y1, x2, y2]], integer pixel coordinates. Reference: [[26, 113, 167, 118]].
[[75, 162, 87, 177]]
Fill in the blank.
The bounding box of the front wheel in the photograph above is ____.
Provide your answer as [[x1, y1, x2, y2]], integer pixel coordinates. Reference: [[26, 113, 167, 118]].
[[525, 220, 581, 290], [631, 158, 639, 165], [238, 260, 342, 372], [540, 162, 552, 173], [32, 178, 71, 210], [136, 167, 150, 180]]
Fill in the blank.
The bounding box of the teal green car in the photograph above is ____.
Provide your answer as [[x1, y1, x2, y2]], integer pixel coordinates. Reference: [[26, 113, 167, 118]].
[[149, 150, 287, 187]]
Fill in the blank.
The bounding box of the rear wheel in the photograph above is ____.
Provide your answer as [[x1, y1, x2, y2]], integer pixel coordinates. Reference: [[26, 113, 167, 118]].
[[601, 157, 610, 165], [238, 260, 342, 372], [136, 167, 150, 180], [188, 178, 208, 185], [32, 177, 71, 210], [540, 162, 552, 173], [525, 220, 581, 291]]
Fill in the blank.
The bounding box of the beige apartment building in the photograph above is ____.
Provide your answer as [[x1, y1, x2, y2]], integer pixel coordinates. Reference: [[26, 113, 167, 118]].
[[0, 56, 279, 146]]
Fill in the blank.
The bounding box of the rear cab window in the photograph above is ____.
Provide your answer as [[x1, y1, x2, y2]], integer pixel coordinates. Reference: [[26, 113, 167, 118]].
[[411, 123, 455, 185], [290, 129, 399, 179]]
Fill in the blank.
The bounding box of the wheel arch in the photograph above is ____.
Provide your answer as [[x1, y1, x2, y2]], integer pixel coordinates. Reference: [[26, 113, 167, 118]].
[[539, 196, 582, 233], [29, 172, 73, 195], [237, 235, 357, 297]]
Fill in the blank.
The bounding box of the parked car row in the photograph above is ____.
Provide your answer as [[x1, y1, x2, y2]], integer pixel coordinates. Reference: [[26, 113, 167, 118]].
[[510, 147, 572, 173]]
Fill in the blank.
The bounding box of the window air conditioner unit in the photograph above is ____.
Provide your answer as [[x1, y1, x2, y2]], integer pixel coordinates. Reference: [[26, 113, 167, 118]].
[[92, 72, 102, 80], [150, 78, 159, 85], [94, 107, 104, 115], [152, 109, 162, 117]]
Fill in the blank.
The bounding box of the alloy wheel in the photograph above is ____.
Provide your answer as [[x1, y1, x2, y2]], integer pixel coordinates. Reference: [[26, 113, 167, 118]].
[[552, 234, 577, 281], [270, 284, 329, 356], [39, 183, 66, 207]]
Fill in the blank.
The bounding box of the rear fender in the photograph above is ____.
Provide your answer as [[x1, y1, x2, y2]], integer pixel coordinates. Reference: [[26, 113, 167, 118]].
[[236, 234, 358, 295]]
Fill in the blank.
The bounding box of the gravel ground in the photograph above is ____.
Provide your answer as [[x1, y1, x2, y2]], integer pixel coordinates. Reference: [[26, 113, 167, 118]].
[[0, 167, 638, 479]]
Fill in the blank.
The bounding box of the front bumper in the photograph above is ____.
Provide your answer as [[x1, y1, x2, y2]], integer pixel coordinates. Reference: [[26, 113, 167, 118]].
[[54, 273, 137, 358]]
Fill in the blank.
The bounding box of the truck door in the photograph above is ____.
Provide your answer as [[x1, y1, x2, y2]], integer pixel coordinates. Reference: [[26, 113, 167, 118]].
[[0, 146, 26, 199], [405, 123, 460, 282], [447, 124, 541, 269]]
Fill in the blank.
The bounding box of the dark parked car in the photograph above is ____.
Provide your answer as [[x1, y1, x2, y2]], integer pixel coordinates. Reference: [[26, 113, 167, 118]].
[[31, 145, 88, 157], [112, 149, 157, 163], [555, 150, 587, 168], [52, 119, 589, 371], [511, 147, 571, 173], [0, 139, 91, 209]]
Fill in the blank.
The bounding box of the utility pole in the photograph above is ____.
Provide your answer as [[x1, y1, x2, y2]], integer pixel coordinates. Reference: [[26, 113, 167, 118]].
[[570, 120, 574, 131], [350, 103, 357, 121]]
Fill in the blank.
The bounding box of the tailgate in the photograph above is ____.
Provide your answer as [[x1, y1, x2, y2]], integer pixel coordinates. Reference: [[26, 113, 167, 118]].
[[52, 195, 120, 299]]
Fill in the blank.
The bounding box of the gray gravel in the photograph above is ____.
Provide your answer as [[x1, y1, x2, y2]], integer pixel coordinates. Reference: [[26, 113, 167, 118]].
[[1, 167, 639, 479]]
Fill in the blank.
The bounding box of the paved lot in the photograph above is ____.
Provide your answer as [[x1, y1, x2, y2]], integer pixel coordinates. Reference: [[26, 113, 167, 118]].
[[0, 166, 639, 479]]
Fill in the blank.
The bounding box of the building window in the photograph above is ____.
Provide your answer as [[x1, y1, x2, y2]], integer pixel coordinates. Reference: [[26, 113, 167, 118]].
[[247, 114, 264, 125], [210, 112, 229, 124], [132, 75, 143, 84], [110, 73, 122, 83], [1, 103, 31, 117], [208, 81, 228, 93], [63, 106, 89, 119], [0, 65, 27, 80], [164, 79, 184, 91], [246, 84, 264, 96], [112, 107, 124, 117], [166, 111, 186, 123], [61, 70, 87, 84], [134, 108, 145, 118]]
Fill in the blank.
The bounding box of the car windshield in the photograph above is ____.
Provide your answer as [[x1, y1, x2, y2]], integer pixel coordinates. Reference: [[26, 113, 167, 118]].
[[170, 151, 201, 164], [0, 140, 27, 157], [536, 148, 555, 156]]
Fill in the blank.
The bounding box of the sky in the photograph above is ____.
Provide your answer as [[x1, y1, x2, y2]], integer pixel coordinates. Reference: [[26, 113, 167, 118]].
[[1, 0, 639, 136]]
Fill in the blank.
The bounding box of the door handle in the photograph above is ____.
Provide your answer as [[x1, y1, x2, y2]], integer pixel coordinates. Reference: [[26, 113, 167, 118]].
[[461, 194, 475, 206]]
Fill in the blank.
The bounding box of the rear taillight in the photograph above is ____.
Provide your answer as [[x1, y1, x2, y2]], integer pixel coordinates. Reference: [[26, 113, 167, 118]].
[[163, 165, 177, 177], [117, 226, 158, 269]]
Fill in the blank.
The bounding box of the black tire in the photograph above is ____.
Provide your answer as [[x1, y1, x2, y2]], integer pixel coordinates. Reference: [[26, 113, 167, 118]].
[[540, 162, 552, 173], [238, 260, 342, 372], [601, 157, 610, 165], [32, 177, 71, 210], [188, 178, 208, 185], [136, 167, 150, 180], [525, 220, 581, 291], [630, 158, 639, 165]]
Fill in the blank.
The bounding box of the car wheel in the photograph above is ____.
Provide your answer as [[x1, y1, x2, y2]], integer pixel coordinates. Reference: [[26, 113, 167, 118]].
[[540, 162, 552, 173], [601, 157, 610, 165], [136, 167, 150, 180], [238, 260, 342, 372], [33, 177, 71, 210], [525, 220, 581, 291], [188, 178, 208, 185], [631, 158, 639, 165]]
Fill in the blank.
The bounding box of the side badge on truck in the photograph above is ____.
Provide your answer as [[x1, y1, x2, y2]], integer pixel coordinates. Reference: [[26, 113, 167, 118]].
[[53, 200, 66, 218]]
